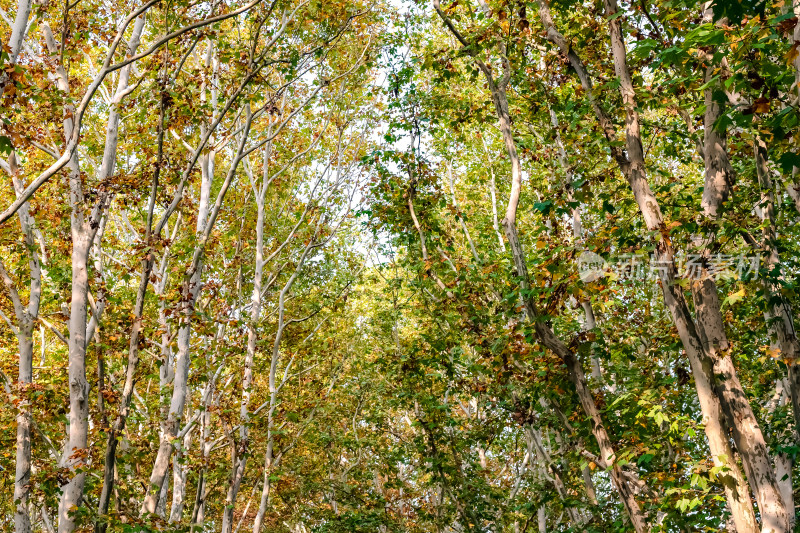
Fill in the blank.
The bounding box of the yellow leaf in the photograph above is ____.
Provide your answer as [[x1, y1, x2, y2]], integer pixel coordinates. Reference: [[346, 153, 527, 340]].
[[786, 43, 799, 65], [723, 288, 745, 307]]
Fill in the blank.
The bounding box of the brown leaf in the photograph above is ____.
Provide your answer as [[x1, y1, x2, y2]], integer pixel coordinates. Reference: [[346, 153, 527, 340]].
[[753, 97, 770, 114]]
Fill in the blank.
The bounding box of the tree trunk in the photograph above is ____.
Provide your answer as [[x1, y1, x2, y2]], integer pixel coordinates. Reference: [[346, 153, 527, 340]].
[[3, 8, 38, 531], [754, 136, 800, 440], [14, 326, 34, 533], [0, 0, 31, 98], [682, 66, 759, 533], [684, 287, 758, 533], [769, 379, 796, 530], [1, 159, 42, 533], [58, 225, 91, 533], [599, 1, 788, 528], [252, 448, 274, 533], [169, 425, 192, 523], [430, 5, 652, 525], [142, 101, 249, 515], [502, 216, 650, 531], [222, 182, 266, 533], [141, 262, 203, 515], [496, 38, 651, 531]]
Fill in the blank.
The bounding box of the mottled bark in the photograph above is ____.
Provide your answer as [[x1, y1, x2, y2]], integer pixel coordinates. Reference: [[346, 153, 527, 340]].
[[142, 108, 251, 515], [700, 74, 732, 219], [58, 209, 93, 533], [94, 19, 148, 528], [600, 3, 788, 525], [169, 410, 192, 523], [222, 137, 271, 532], [755, 136, 800, 441], [0, 0, 32, 101], [0, 153, 42, 533], [535, 0, 788, 528], [432, 3, 651, 528], [691, 280, 759, 533], [686, 67, 759, 533], [768, 380, 796, 530]]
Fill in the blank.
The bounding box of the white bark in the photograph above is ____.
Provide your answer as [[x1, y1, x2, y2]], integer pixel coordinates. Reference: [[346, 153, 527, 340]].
[[445, 162, 480, 263], [51, 15, 114, 525], [480, 137, 506, 253], [6, 0, 31, 63], [0, 0, 271, 225], [169, 419, 192, 522], [0, 0, 32, 101], [0, 152, 42, 533], [222, 127, 275, 533], [142, 107, 253, 515]]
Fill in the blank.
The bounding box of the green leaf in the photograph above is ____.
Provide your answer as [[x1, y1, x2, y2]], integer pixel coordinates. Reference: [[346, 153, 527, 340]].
[[0, 136, 12, 156]]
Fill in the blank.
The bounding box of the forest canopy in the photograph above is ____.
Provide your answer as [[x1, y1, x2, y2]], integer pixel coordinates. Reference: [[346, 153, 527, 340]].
[[2, 0, 800, 531]]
